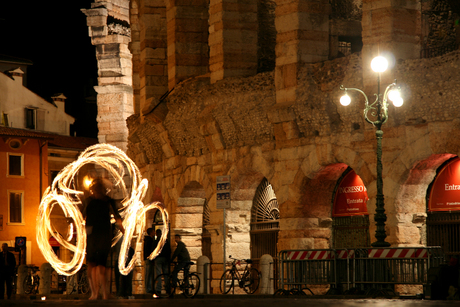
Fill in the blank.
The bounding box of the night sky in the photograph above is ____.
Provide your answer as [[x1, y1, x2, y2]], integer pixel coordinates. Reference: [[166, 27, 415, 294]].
[[0, 1, 98, 138]]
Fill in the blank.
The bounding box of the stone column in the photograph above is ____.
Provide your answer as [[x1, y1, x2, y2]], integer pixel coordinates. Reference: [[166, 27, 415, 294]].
[[82, 0, 134, 152], [138, 0, 168, 119], [361, 0, 421, 85], [166, 0, 209, 90], [272, 0, 330, 145], [209, 0, 258, 84], [130, 0, 141, 115], [274, 0, 330, 104]]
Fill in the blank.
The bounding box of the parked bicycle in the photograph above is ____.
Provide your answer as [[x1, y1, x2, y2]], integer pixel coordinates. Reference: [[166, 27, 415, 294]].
[[67, 264, 89, 295], [153, 261, 200, 298], [23, 266, 40, 295], [220, 256, 260, 294]]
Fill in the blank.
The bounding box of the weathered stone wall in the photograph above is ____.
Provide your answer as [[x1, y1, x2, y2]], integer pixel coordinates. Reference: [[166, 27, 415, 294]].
[[127, 49, 460, 264], [82, 0, 134, 151], [85, 0, 460, 295], [422, 0, 459, 49]]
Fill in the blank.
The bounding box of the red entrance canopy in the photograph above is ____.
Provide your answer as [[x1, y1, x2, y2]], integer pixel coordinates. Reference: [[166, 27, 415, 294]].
[[428, 157, 460, 212], [333, 170, 369, 217]]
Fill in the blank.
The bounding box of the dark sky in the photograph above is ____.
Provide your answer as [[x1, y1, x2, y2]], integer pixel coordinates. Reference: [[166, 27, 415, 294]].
[[0, 1, 98, 138]]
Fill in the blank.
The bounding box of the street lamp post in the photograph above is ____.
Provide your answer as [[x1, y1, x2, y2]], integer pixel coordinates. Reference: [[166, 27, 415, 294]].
[[339, 56, 403, 247]]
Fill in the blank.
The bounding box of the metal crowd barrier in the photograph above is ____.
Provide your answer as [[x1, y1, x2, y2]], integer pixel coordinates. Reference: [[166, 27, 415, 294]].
[[279, 247, 445, 295], [353, 247, 445, 292], [279, 249, 337, 291]]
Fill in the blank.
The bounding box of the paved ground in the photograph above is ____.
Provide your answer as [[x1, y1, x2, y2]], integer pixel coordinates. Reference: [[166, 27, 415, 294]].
[[1, 295, 459, 307]]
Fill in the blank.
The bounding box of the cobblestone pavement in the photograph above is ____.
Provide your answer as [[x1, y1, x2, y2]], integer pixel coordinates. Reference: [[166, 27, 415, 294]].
[[1, 296, 459, 307]]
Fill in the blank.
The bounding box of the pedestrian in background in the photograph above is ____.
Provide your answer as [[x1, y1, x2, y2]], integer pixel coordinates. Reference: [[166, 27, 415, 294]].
[[143, 228, 155, 294], [153, 229, 171, 294], [0, 243, 16, 299], [170, 234, 190, 284]]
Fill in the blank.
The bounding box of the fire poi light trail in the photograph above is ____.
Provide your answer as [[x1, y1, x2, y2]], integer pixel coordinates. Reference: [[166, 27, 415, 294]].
[[36, 143, 169, 276]]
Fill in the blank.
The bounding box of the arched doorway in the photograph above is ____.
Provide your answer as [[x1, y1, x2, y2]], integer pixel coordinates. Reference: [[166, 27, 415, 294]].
[[426, 156, 460, 258], [250, 178, 279, 260], [332, 167, 370, 249]]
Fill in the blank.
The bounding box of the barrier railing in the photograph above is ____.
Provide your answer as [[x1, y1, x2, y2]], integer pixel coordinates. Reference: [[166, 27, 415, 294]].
[[353, 247, 444, 290], [278, 247, 445, 295], [279, 249, 337, 291]]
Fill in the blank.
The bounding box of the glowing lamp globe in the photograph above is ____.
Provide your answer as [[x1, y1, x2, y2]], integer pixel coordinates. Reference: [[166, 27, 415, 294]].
[[340, 94, 351, 106], [371, 56, 388, 73], [388, 89, 401, 102], [392, 97, 403, 107], [388, 89, 403, 107]]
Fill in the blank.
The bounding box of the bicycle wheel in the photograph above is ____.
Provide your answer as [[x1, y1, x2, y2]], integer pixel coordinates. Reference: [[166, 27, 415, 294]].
[[79, 272, 90, 294], [242, 268, 260, 294], [219, 269, 234, 294], [23, 276, 33, 294], [182, 273, 200, 298], [153, 274, 175, 298]]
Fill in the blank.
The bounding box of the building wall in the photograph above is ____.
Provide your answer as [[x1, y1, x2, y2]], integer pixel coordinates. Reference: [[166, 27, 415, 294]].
[[0, 137, 48, 266], [0, 72, 74, 135]]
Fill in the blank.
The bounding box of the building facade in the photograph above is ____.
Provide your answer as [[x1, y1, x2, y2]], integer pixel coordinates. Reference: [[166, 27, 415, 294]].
[[0, 58, 98, 267], [0, 61, 75, 136], [83, 0, 460, 293]]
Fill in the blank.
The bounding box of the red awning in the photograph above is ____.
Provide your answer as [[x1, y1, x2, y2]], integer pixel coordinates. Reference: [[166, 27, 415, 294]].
[[428, 157, 460, 212], [333, 170, 369, 217]]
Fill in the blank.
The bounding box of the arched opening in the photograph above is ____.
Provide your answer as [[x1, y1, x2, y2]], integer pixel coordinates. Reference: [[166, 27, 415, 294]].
[[426, 156, 460, 258], [176, 181, 209, 261], [331, 167, 370, 249], [250, 178, 279, 261]]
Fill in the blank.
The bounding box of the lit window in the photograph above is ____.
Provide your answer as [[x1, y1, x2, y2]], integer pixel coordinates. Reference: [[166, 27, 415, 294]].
[[7, 153, 24, 177], [8, 190, 24, 224]]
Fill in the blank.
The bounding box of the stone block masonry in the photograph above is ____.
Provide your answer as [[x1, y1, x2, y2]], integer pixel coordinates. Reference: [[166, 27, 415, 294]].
[[82, 0, 133, 152]]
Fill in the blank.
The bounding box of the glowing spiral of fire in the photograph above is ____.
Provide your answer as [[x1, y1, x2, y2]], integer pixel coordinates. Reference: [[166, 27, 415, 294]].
[[36, 143, 169, 276]]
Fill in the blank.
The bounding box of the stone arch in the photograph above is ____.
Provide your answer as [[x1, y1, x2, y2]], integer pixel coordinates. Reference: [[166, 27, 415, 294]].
[[395, 153, 456, 247], [172, 165, 214, 262]]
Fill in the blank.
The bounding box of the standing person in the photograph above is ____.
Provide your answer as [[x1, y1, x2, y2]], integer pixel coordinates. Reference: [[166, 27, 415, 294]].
[[83, 178, 124, 300], [153, 229, 171, 294], [0, 243, 16, 299], [170, 234, 190, 284], [143, 228, 155, 294]]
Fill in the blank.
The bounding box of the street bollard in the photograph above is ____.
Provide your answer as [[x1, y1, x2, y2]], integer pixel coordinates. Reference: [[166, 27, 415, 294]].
[[260, 254, 274, 295], [197, 255, 210, 294], [39, 263, 52, 295], [17, 264, 28, 295]]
